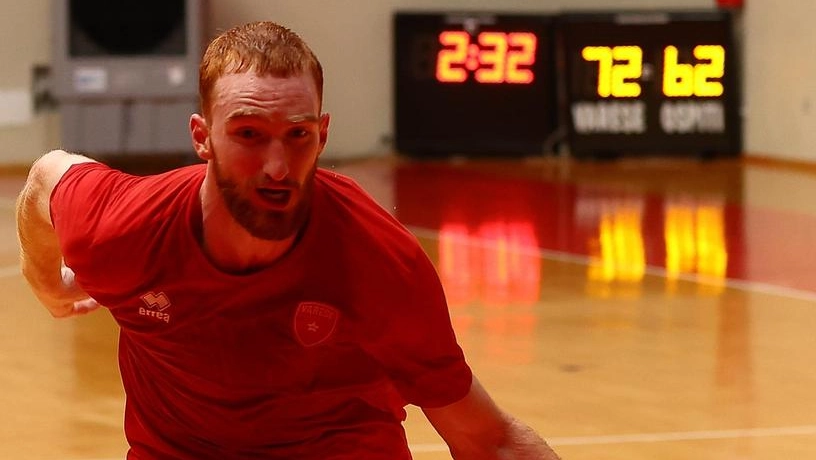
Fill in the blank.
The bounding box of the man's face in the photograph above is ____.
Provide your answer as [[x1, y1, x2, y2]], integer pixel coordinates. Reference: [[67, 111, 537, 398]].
[[194, 71, 329, 240]]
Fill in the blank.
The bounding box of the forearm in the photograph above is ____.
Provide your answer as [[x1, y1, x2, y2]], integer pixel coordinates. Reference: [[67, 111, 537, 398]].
[[17, 182, 73, 316], [491, 416, 561, 460], [428, 377, 562, 460]]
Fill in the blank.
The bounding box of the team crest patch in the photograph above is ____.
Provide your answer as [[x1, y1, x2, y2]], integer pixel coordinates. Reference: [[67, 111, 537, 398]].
[[293, 302, 340, 347]]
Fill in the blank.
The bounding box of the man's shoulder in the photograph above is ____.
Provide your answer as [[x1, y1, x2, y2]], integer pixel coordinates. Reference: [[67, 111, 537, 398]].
[[313, 167, 425, 267], [314, 168, 363, 193], [60, 161, 205, 196], [56, 162, 204, 239], [111, 163, 204, 224], [144, 163, 207, 194], [314, 168, 410, 238]]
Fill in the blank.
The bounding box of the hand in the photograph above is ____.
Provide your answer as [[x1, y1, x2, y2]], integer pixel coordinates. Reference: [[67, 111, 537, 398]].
[[50, 265, 100, 318], [70, 297, 101, 316]]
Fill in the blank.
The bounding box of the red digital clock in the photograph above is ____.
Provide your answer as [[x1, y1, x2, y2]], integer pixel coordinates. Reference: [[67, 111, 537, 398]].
[[393, 12, 557, 156], [435, 30, 537, 84]]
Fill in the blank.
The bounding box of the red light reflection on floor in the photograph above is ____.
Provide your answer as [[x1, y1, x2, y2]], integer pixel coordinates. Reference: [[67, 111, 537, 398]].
[[438, 223, 475, 306], [394, 162, 768, 295], [436, 220, 540, 364], [438, 221, 540, 307]]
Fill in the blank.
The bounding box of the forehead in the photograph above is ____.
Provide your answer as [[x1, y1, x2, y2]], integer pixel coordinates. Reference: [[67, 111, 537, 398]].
[[210, 72, 320, 119]]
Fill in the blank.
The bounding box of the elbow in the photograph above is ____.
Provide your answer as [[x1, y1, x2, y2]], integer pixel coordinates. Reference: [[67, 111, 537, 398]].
[[21, 151, 63, 201], [18, 149, 80, 227], [27, 150, 70, 183]]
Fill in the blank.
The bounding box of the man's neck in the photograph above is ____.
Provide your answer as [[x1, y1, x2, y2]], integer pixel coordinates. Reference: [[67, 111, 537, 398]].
[[201, 220, 296, 274], [198, 182, 297, 274]]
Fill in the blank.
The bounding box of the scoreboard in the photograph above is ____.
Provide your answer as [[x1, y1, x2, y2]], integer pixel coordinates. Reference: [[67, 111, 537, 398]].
[[393, 13, 556, 156], [393, 9, 741, 158], [560, 10, 740, 157]]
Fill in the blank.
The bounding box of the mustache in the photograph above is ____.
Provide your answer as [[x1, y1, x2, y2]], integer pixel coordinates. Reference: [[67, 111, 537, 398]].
[[257, 177, 301, 189]]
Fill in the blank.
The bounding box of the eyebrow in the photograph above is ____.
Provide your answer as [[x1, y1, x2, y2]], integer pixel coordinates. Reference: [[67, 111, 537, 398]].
[[225, 108, 320, 124], [287, 114, 321, 123]]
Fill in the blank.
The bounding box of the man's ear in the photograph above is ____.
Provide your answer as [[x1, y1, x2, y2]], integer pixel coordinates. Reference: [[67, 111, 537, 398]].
[[190, 113, 212, 161], [317, 112, 330, 157]]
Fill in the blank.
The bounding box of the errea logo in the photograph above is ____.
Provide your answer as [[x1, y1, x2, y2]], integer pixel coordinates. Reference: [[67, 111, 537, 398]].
[[139, 291, 171, 323]]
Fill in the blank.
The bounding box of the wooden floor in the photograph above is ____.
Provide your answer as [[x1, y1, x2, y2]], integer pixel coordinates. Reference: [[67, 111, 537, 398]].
[[4, 153, 816, 459]]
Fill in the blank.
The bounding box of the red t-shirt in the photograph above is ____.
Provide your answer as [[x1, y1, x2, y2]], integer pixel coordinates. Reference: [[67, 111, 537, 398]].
[[51, 163, 472, 459]]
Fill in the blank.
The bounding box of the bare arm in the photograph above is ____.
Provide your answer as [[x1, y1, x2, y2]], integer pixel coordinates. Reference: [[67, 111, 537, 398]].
[[16, 150, 99, 317], [423, 376, 561, 460]]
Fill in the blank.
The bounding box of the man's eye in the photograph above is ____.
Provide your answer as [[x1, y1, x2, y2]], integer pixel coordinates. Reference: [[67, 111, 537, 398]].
[[289, 128, 309, 138], [236, 128, 260, 139]]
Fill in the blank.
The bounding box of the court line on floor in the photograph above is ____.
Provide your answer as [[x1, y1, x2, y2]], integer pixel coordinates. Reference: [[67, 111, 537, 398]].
[[547, 425, 816, 446], [62, 424, 816, 459], [409, 424, 816, 452], [408, 225, 816, 303]]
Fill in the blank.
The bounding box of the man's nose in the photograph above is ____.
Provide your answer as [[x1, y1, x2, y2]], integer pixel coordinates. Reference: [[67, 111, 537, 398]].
[[261, 139, 289, 181]]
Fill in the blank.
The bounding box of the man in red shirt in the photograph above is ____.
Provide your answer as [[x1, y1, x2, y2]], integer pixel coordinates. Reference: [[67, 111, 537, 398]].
[[16, 21, 561, 459]]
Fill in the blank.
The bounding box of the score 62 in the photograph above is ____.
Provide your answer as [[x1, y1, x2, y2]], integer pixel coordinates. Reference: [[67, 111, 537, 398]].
[[436, 31, 538, 84], [581, 44, 725, 98]]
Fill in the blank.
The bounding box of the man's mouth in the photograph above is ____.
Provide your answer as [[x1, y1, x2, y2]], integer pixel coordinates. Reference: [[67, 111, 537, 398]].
[[257, 188, 292, 207]]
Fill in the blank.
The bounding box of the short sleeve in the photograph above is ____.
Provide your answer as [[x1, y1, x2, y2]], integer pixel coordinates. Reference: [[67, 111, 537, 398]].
[[50, 162, 144, 296], [52, 163, 123, 253], [371, 246, 473, 408]]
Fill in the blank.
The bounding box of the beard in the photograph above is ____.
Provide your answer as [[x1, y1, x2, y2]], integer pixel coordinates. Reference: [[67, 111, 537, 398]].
[[212, 151, 315, 241]]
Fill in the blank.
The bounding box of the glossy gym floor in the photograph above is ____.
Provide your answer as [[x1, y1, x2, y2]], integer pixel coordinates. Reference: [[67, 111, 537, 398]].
[[3, 153, 816, 459]]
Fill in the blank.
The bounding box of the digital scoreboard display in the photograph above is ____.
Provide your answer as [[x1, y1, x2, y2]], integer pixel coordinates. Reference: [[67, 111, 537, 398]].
[[393, 9, 742, 159], [559, 10, 741, 157], [393, 12, 557, 156]]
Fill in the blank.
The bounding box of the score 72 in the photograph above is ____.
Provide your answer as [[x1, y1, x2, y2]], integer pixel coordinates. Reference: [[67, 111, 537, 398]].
[[581, 44, 725, 98]]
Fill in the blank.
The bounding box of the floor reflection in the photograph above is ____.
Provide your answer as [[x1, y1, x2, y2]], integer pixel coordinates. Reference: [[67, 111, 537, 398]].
[[438, 220, 540, 307], [395, 160, 743, 299]]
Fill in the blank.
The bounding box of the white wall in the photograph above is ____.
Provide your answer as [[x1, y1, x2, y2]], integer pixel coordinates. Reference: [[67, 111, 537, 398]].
[[0, 0, 808, 165], [209, 0, 713, 158], [742, 1, 816, 162], [0, 0, 60, 165]]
